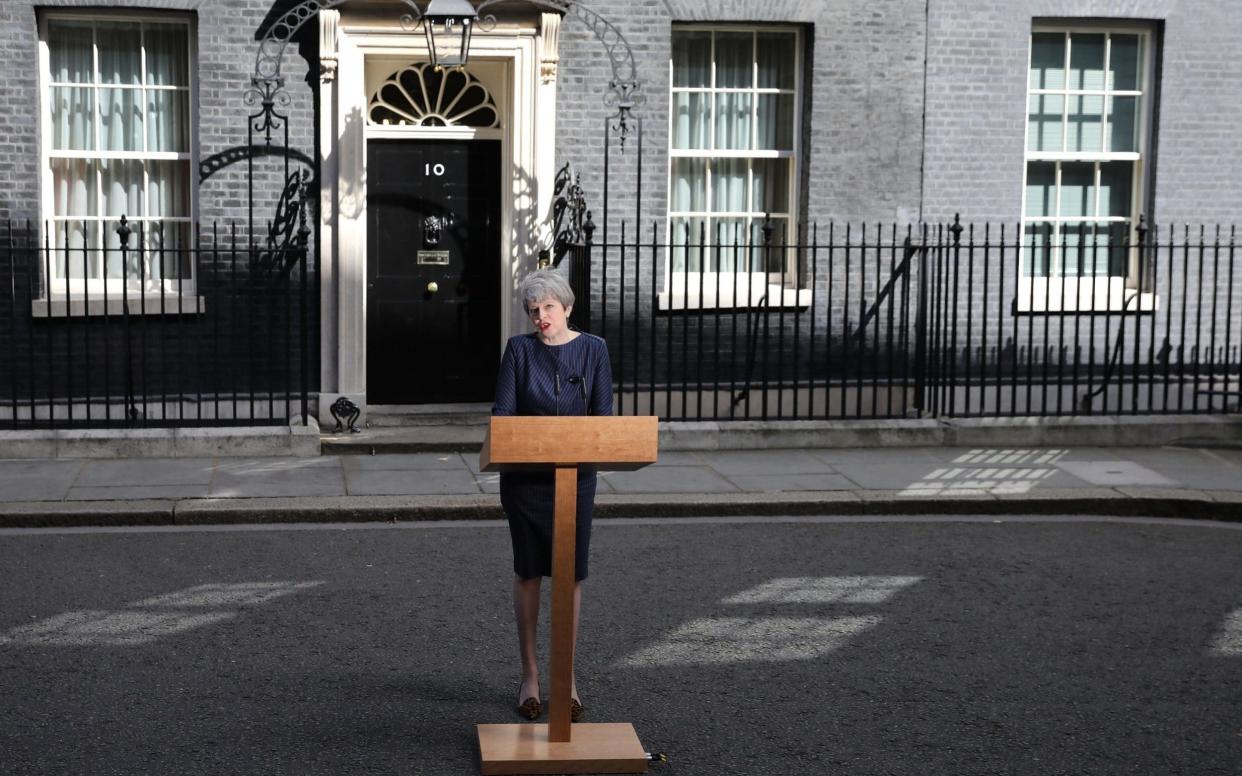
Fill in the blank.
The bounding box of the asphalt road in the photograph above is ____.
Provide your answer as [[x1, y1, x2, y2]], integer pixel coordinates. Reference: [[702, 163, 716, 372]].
[[1, 515, 1240, 776]]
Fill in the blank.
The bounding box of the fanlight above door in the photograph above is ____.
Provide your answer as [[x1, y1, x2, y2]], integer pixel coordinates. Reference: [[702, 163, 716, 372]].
[[368, 64, 500, 128]]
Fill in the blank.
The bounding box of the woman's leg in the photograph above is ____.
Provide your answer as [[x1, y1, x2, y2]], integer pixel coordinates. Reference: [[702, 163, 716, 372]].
[[571, 581, 582, 703], [514, 575, 542, 702]]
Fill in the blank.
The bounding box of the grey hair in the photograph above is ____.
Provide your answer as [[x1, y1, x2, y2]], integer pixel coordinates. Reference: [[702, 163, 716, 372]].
[[519, 268, 575, 310]]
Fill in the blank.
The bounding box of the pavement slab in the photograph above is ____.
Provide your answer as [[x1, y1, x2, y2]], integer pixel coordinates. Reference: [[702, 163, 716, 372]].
[[601, 465, 740, 494], [339, 453, 467, 473], [75, 457, 216, 487], [725, 473, 855, 492], [0, 460, 84, 501], [345, 468, 481, 496], [808, 448, 945, 464], [688, 448, 837, 475], [210, 457, 346, 498], [66, 484, 212, 501], [1053, 460, 1178, 487], [1114, 447, 1242, 490]]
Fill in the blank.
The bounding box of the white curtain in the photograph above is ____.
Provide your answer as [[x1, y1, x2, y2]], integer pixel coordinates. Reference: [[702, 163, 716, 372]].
[[713, 158, 746, 213], [52, 158, 93, 225], [671, 217, 706, 272], [714, 32, 751, 88], [670, 158, 705, 212], [144, 23, 188, 86], [148, 161, 190, 278], [97, 22, 141, 85], [101, 159, 144, 278], [48, 21, 92, 83], [756, 94, 792, 150], [714, 92, 750, 150], [713, 218, 746, 271], [756, 33, 794, 90], [672, 31, 710, 88], [672, 92, 708, 150], [52, 88, 93, 151], [1099, 162, 1132, 218], [101, 159, 144, 219], [101, 88, 141, 151], [52, 158, 95, 277], [147, 90, 187, 152], [752, 159, 789, 214]]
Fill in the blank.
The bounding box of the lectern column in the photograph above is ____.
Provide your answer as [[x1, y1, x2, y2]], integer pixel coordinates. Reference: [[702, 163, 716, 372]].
[[548, 464, 578, 742]]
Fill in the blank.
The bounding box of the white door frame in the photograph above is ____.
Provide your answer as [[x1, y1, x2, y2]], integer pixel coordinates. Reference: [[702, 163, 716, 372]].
[[317, 11, 559, 425]]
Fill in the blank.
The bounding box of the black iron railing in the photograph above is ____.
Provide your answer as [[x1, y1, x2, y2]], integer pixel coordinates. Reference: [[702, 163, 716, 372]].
[[5, 211, 1239, 428], [0, 218, 312, 429], [580, 217, 1242, 420]]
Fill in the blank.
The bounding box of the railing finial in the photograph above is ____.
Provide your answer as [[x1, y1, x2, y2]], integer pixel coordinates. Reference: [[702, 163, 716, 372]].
[[116, 215, 131, 249], [583, 210, 596, 244]]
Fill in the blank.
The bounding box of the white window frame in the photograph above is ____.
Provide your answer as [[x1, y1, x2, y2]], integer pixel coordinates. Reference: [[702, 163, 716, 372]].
[[37, 10, 200, 316], [662, 23, 809, 311], [1018, 22, 1157, 313]]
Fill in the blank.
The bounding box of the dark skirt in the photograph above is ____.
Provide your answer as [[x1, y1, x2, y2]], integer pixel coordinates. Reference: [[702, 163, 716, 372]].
[[500, 469, 597, 581]]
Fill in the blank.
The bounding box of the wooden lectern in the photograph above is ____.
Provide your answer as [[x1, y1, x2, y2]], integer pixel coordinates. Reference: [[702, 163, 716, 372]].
[[478, 415, 659, 775]]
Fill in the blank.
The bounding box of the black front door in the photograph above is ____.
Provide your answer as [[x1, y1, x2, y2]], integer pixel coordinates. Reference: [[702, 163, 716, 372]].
[[367, 139, 501, 404]]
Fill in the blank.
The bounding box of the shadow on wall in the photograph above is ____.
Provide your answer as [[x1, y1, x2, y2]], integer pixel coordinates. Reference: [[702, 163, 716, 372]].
[[199, 145, 315, 185], [199, 144, 316, 266]]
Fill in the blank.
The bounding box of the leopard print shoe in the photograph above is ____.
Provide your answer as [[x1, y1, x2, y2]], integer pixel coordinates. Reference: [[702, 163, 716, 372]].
[[517, 696, 542, 720]]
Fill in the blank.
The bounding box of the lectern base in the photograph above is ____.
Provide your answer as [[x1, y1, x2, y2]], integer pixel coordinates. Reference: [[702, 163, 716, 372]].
[[477, 722, 648, 775]]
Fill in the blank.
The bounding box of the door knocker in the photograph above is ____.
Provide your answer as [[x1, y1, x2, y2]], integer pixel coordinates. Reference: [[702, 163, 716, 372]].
[[423, 214, 454, 247]]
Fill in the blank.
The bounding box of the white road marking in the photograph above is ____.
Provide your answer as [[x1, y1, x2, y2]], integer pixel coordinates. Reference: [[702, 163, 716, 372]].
[[0, 581, 324, 647], [1210, 608, 1242, 656], [616, 615, 881, 666], [128, 581, 322, 608], [0, 609, 235, 647], [723, 576, 922, 605]]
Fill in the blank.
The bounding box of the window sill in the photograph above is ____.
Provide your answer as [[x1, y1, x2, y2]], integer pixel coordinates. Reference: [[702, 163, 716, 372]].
[[32, 295, 206, 318], [658, 286, 812, 311], [1014, 278, 1156, 314]]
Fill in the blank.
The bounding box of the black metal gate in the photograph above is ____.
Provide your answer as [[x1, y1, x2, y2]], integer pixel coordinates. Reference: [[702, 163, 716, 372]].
[[559, 215, 1242, 420]]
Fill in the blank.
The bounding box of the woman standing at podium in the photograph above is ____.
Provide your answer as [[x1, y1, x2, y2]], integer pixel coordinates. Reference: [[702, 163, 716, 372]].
[[492, 269, 613, 724]]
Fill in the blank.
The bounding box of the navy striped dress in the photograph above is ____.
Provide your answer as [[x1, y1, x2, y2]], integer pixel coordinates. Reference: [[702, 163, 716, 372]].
[[492, 331, 614, 581]]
